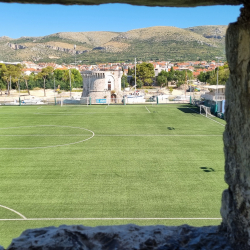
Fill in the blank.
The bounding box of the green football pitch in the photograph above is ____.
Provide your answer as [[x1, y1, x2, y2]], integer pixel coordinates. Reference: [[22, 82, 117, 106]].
[[0, 104, 226, 247]]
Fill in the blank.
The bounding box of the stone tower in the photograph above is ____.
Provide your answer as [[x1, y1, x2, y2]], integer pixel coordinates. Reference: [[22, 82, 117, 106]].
[[81, 70, 122, 104]]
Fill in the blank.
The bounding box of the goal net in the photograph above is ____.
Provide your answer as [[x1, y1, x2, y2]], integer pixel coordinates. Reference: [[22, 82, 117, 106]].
[[200, 105, 212, 117], [60, 97, 89, 106]]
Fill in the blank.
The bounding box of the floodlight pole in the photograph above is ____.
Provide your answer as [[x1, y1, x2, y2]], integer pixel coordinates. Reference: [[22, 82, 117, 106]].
[[8, 75, 11, 96], [74, 45, 76, 69], [10, 75, 11, 91], [69, 69, 72, 97], [216, 66, 218, 106], [215, 57, 222, 108], [134, 58, 136, 94], [18, 79, 20, 96], [54, 75, 56, 96]]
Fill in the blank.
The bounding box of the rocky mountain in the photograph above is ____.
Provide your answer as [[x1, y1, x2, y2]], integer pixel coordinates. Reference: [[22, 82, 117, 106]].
[[0, 25, 227, 64], [185, 25, 227, 40]]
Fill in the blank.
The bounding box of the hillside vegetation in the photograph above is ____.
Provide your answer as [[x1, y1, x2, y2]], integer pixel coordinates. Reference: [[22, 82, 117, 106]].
[[185, 25, 227, 41], [0, 25, 227, 64]]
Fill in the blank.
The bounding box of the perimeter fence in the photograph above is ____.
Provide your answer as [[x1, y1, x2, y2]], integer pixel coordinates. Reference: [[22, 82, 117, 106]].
[[0, 95, 195, 106]]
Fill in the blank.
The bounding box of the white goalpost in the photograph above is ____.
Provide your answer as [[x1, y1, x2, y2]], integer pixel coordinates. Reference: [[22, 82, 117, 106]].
[[200, 105, 212, 117], [59, 97, 89, 107]]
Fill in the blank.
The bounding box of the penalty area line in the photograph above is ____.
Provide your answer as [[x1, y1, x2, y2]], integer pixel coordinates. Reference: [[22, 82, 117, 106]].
[[0, 134, 93, 137], [145, 106, 151, 113], [0, 217, 222, 221], [188, 108, 225, 127], [95, 134, 222, 137]]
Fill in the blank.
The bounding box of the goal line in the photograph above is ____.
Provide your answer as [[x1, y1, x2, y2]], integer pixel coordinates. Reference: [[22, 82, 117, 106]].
[[0, 217, 222, 221], [188, 107, 225, 127]]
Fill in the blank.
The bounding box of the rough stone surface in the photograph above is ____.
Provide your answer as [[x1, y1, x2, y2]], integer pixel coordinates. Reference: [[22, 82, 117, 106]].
[[7, 42, 27, 50], [45, 45, 88, 54], [6, 224, 235, 250], [220, 5, 250, 250], [0, 0, 243, 7]]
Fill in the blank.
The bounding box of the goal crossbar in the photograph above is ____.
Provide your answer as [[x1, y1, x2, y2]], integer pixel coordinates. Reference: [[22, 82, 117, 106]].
[[200, 105, 212, 117]]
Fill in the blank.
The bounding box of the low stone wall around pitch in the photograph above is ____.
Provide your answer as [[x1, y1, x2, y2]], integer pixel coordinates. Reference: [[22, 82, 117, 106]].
[[6, 224, 234, 250]]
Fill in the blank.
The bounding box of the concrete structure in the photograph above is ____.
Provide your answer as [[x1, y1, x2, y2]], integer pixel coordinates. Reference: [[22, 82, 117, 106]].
[[201, 85, 226, 113], [201, 85, 225, 101], [81, 70, 122, 104], [1, 0, 242, 7]]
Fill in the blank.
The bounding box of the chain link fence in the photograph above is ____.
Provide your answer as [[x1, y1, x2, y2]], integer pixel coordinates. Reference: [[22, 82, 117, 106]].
[[0, 95, 198, 106]]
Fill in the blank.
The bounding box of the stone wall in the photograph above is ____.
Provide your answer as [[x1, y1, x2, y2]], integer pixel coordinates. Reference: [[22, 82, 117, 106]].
[[81, 71, 122, 102], [0, 0, 243, 7], [5, 224, 234, 250], [220, 5, 250, 249]]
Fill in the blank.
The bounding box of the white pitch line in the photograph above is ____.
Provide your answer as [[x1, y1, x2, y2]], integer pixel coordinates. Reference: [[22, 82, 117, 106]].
[[105, 106, 108, 109], [0, 134, 92, 137], [0, 217, 222, 221], [188, 107, 225, 127], [0, 205, 26, 219], [95, 134, 222, 137], [34, 112, 113, 115], [145, 106, 151, 113], [37, 106, 42, 109], [0, 125, 95, 150]]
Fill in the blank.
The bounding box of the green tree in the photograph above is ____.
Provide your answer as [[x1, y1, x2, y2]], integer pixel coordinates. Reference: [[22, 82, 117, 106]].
[[121, 75, 129, 89], [70, 68, 83, 88], [197, 66, 229, 85], [128, 67, 133, 75], [157, 68, 193, 88], [0, 79, 5, 95], [208, 68, 229, 85], [135, 79, 143, 88], [54, 69, 64, 81], [53, 69, 82, 91], [136, 62, 155, 86], [36, 66, 54, 96], [63, 69, 75, 93], [197, 72, 206, 82], [27, 73, 37, 90], [0, 63, 7, 94], [157, 75, 167, 87], [197, 71, 215, 83], [22, 74, 30, 95], [53, 69, 65, 90], [1, 64, 22, 95]]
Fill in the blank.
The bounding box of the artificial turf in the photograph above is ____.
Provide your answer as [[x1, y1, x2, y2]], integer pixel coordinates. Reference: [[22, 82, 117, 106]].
[[0, 104, 226, 247]]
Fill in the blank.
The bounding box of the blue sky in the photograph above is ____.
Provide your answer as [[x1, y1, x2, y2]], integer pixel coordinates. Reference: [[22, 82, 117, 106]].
[[0, 3, 242, 38]]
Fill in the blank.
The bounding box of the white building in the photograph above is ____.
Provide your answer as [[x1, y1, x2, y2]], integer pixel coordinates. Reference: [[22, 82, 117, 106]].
[[201, 85, 225, 102], [201, 85, 226, 113]]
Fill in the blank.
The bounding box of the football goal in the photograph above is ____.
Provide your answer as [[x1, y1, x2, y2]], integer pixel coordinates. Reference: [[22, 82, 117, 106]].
[[200, 105, 212, 117], [60, 97, 89, 106]]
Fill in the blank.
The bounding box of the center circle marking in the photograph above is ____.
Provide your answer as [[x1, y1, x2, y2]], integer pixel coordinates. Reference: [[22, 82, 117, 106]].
[[0, 125, 95, 150]]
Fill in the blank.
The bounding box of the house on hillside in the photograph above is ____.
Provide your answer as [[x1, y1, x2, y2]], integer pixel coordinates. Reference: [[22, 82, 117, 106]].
[[22, 68, 40, 76]]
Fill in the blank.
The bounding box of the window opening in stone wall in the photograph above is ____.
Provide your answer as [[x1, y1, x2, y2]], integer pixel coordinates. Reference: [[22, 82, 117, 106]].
[[0, 2, 243, 249]]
